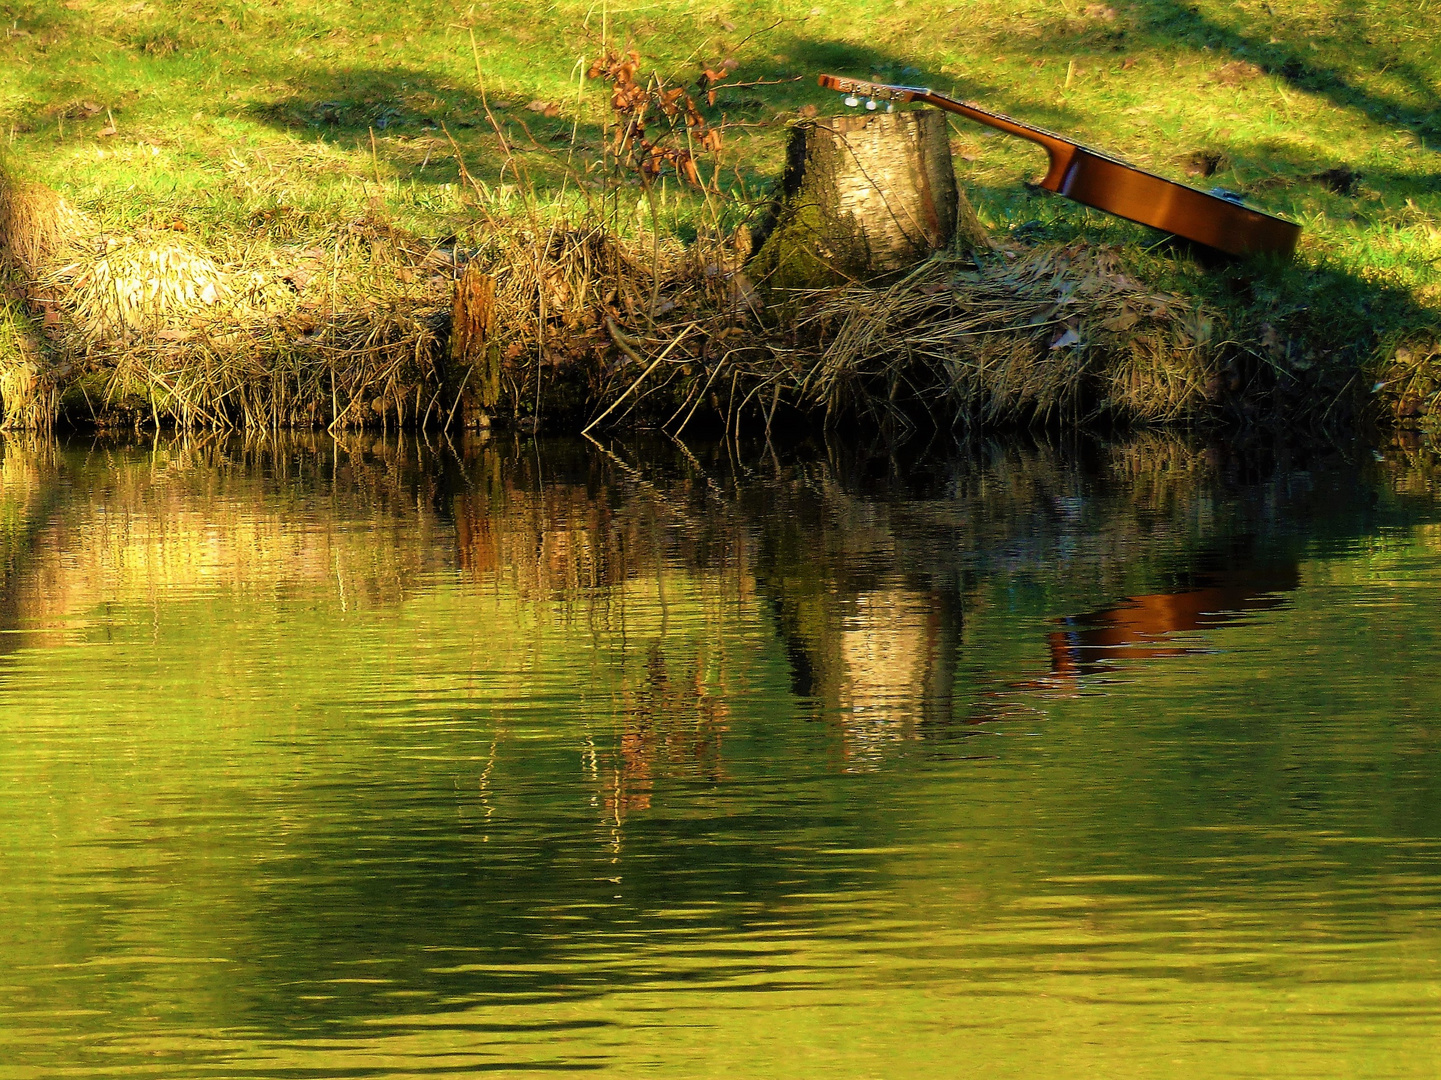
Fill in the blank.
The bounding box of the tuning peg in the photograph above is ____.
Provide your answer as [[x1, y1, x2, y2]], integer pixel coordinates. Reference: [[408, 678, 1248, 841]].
[[885, 102, 895, 113], [865, 98, 878, 110], [844, 95, 859, 107]]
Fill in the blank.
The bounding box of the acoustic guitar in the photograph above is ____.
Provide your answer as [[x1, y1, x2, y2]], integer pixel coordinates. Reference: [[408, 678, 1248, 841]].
[[817, 74, 1301, 258]]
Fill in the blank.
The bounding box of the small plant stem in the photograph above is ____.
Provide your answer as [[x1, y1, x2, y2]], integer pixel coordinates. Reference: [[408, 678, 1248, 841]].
[[469, 26, 531, 218], [440, 122, 499, 227], [641, 171, 661, 323], [583, 321, 695, 434], [445, 365, 472, 429]]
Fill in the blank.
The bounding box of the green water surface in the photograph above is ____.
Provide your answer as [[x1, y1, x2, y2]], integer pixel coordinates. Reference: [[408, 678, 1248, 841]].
[[1, 433, 1439, 1078]]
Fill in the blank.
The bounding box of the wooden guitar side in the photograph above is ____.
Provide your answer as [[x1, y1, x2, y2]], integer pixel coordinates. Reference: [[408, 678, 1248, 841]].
[[1006, 141, 1299, 258]]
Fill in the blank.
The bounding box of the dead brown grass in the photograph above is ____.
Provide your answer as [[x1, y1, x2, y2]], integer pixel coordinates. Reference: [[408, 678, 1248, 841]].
[[0, 165, 88, 280], [0, 301, 57, 431], [790, 243, 1221, 428], [585, 240, 1230, 437], [0, 159, 1276, 437]]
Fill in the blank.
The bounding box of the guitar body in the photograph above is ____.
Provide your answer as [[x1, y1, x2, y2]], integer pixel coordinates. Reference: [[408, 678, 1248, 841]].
[[818, 75, 1301, 258], [1043, 146, 1301, 257]]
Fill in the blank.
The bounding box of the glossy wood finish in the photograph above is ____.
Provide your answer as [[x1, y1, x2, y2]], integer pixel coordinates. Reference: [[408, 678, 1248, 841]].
[[818, 75, 1301, 258]]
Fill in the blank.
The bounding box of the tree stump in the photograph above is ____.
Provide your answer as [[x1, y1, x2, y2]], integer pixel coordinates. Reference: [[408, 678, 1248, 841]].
[[750, 110, 983, 293], [449, 262, 501, 427]]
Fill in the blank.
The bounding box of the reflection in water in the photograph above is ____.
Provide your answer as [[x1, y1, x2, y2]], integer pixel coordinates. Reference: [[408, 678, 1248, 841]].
[[767, 580, 962, 767], [1035, 553, 1300, 686], [1, 431, 1441, 1078]]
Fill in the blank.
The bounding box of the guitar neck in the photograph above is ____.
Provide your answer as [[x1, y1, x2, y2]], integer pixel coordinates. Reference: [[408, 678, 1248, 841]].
[[817, 76, 1121, 192], [909, 90, 1077, 159]]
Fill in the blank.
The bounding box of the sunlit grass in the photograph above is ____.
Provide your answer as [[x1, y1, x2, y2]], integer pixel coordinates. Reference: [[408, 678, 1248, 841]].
[[2, 0, 1435, 242], [2, 0, 1439, 421]]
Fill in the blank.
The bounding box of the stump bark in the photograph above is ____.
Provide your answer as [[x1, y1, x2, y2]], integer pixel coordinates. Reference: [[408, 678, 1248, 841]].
[[751, 110, 982, 292], [449, 262, 501, 428]]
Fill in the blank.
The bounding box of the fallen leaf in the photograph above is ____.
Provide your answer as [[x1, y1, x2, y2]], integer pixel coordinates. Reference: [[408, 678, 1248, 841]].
[[1050, 326, 1081, 349], [1100, 307, 1139, 332]]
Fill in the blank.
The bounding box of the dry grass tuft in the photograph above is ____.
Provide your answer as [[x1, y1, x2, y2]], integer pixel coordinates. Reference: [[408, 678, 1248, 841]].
[[0, 301, 56, 431], [63, 236, 230, 341], [788, 243, 1221, 428], [472, 223, 658, 357], [34, 217, 455, 430], [591, 239, 1229, 437], [0, 166, 89, 279]]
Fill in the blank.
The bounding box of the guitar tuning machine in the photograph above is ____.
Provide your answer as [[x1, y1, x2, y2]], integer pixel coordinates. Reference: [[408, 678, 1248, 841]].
[[865, 98, 878, 110], [844, 95, 859, 107]]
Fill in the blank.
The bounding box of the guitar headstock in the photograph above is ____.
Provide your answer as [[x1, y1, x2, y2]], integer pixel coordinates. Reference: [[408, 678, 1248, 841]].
[[817, 74, 928, 108]]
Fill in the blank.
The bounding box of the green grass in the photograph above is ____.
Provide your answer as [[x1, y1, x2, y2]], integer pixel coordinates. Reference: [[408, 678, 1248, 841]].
[[2, 0, 1440, 424]]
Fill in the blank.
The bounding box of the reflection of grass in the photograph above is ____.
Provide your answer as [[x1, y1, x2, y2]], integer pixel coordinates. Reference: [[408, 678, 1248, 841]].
[[5, 435, 1441, 1072]]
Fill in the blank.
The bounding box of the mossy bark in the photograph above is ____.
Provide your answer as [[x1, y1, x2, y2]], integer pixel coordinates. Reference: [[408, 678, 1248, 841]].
[[750, 110, 981, 294]]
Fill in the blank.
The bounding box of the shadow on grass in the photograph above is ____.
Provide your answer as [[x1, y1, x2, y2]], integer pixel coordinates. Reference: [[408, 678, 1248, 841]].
[[1010, 0, 1441, 141], [236, 35, 1437, 428], [239, 39, 975, 195], [242, 64, 608, 191]]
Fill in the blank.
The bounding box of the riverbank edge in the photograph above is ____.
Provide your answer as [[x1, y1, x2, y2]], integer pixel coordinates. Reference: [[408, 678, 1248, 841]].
[[2, 164, 1437, 442]]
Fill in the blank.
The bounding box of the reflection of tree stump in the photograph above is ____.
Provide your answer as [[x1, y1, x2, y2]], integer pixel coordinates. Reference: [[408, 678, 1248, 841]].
[[751, 110, 983, 292], [450, 262, 501, 426]]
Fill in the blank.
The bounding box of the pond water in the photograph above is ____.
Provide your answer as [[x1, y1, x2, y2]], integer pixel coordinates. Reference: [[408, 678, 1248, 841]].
[[2, 431, 1440, 1078]]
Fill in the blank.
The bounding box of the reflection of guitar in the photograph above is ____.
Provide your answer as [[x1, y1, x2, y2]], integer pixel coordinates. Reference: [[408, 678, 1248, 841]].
[[1045, 563, 1299, 679], [818, 74, 1301, 258]]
